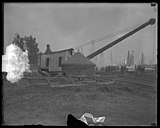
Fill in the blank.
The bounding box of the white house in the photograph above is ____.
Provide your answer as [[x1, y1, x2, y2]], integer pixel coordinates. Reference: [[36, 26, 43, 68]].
[[38, 44, 74, 74]]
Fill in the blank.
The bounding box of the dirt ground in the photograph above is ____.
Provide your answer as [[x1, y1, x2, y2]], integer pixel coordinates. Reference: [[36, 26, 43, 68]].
[[3, 75, 157, 126]]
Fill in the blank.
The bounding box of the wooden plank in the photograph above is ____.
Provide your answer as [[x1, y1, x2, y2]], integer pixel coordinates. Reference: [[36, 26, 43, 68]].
[[27, 77, 45, 80], [115, 79, 156, 87], [35, 83, 49, 86], [50, 80, 115, 88]]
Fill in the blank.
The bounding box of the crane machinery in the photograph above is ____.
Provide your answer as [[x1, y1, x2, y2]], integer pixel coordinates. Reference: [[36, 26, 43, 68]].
[[86, 18, 156, 59], [37, 18, 156, 77]]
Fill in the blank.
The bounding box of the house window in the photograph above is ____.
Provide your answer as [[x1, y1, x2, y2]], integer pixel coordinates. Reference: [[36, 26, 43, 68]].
[[69, 50, 73, 55], [46, 58, 49, 67], [59, 57, 62, 67]]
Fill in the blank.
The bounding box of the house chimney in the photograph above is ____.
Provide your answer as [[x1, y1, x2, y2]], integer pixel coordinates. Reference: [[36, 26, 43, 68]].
[[45, 44, 52, 53]]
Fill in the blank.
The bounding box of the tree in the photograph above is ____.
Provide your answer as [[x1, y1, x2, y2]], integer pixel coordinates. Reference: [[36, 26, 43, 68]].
[[13, 34, 39, 64]]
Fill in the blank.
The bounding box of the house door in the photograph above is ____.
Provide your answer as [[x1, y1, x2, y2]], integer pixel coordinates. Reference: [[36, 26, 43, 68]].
[[46, 58, 49, 68]]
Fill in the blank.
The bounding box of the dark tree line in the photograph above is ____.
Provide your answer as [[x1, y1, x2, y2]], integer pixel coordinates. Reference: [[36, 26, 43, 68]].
[[13, 34, 39, 64]]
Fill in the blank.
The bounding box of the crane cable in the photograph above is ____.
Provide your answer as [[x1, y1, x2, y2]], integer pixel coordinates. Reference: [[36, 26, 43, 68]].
[[73, 19, 148, 50]]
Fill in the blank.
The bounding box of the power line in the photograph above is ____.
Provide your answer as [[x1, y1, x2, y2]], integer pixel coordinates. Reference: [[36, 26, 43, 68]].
[[73, 20, 147, 49]]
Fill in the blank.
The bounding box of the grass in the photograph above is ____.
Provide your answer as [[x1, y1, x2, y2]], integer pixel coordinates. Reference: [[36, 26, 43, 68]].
[[3, 76, 157, 126]]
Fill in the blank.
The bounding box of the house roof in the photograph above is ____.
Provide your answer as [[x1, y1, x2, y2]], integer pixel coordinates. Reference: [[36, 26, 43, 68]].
[[62, 52, 96, 66], [39, 48, 74, 55]]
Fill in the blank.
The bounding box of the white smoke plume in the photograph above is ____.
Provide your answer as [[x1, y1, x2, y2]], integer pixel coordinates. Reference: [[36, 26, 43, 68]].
[[2, 43, 31, 84]]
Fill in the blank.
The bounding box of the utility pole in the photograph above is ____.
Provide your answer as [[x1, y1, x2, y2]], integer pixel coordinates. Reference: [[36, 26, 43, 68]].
[[110, 51, 113, 66]]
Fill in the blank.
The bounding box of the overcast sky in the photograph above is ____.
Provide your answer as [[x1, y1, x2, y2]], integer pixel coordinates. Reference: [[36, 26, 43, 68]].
[[4, 3, 157, 67]]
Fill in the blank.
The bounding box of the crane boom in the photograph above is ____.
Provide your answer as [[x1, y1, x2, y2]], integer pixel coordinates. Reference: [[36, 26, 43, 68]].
[[87, 18, 156, 59]]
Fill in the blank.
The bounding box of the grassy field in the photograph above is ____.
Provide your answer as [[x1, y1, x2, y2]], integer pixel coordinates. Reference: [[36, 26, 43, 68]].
[[3, 74, 157, 126]]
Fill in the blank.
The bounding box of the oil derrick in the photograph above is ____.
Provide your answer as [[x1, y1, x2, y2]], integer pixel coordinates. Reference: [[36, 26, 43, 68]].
[[127, 51, 130, 66], [132, 50, 134, 65], [124, 59, 127, 65], [130, 50, 134, 65], [141, 53, 145, 65], [100, 52, 105, 67], [127, 50, 134, 66], [110, 51, 113, 65], [119, 56, 122, 65]]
